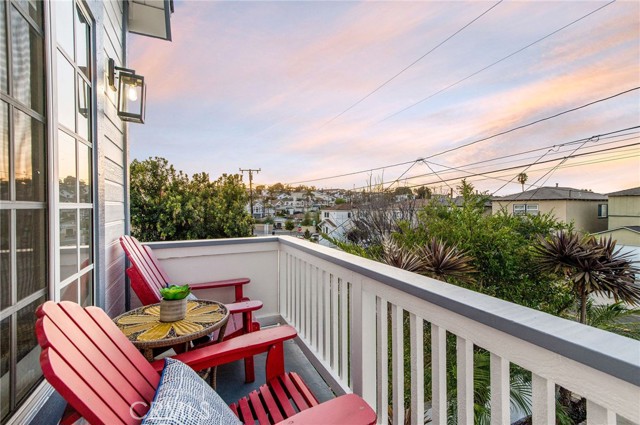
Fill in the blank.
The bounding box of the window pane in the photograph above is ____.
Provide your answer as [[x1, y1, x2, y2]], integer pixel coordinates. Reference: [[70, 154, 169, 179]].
[[15, 0, 42, 26], [0, 101, 8, 199], [60, 280, 77, 303], [0, 317, 10, 422], [16, 296, 44, 402], [58, 131, 76, 203], [0, 210, 9, 310], [79, 209, 91, 268], [75, 6, 89, 78], [54, 0, 74, 56], [78, 143, 91, 203], [56, 51, 75, 130], [14, 109, 45, 202], [77, 77, 90, 141], [11, 7, 44, 113], [0, 2, 7, 93], [60, 209, 77, 282], [16, 209, 46, 301], [80, 272, 92, 307]]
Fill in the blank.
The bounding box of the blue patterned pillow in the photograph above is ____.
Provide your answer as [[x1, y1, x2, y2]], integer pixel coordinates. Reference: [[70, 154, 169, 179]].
[[142, 358, 241, 425]]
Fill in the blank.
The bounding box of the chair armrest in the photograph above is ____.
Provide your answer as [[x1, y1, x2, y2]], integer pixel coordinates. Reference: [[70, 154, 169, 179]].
[[226, 300, 263, 314], [150, 325, 297, 373], [189, 277, 251, 302], [188, 277, 250, 290], [275, 394, 377, 425]]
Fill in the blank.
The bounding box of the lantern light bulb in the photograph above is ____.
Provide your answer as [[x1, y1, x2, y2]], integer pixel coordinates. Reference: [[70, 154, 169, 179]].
[[127, 85, 138, 102]]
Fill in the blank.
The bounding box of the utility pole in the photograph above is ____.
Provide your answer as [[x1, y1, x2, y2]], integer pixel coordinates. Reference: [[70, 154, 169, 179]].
[[240, 168, 260, 234]]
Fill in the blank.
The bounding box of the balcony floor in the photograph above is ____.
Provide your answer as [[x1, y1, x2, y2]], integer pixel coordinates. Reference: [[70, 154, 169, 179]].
[[215, 338, 336, 405]]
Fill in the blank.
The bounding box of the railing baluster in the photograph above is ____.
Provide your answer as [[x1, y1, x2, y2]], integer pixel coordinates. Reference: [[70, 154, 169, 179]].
[[281, 253, 289, 321], [323, 269, 330, 362], [340, 278, 349, 383], [490, 353, 510, 425], [432, 324, 447, 425], [331, 274, 339, 371], [392, 304, 405, 425], [304, 262, 311, 340], [532, 373, 555, 424], [377, 297, 389, 425], [586, 400, 616, 425], [457, 336, 474, 425], [410, 313, 424, 425], [351, 281, 377, 412], [311, 266, 318, 349], [287, 255, 295, 323], [293, 257, 299, 328]]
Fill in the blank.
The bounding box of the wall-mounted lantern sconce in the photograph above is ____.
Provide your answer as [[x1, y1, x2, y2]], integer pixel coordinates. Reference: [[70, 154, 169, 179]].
[[108, 58, 146, 124]]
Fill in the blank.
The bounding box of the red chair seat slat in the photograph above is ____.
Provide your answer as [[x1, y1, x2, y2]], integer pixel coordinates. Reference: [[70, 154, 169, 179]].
[[269, 376, 298, 418], [281, 372, 311, 412], [229, 403, 240, 417], [288, 372, 319, 408], [249, 390, 270, 425], [259, 383, 285, 424], [238, 397, 255, 424]]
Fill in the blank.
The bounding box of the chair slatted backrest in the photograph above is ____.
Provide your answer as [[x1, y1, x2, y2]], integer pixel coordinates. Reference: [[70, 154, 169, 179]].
[[120, 235, 167, 303], [36, 301, 160, 425]]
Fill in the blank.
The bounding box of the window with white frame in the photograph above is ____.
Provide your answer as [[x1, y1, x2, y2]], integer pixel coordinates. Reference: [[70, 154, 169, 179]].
[[1, 1, 47, 419], [513, 204, 539, 216], [55, 1, 94, 307]]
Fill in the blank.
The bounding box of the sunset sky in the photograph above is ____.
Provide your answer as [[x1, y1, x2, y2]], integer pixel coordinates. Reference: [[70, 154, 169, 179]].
[[129, 0, 639, 196]]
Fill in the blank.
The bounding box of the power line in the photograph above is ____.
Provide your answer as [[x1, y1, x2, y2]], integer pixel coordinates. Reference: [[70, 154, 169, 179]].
[[426, 87, 639, 160], [349, 140, 639, 192], [378, 0, 617, 123], [285, 88, 638, 186], [322, 1, 504, 127]]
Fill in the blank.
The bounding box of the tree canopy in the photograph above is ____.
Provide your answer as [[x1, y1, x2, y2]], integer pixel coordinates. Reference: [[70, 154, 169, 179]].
[[130, 157, 254, 242]]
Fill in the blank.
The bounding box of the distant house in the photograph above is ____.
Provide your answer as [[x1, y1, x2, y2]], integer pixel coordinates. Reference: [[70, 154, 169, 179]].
[[594, 187, 640, 246], [491, 186, 608, 233], [319, 204, 353, 242]]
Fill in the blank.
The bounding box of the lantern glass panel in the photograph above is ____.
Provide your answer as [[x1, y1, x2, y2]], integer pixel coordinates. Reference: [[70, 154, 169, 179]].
[[117, 72, 145, 123]]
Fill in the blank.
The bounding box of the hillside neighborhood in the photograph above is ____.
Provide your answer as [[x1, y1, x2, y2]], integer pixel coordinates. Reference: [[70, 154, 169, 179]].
[[247, 184, 640, 251]]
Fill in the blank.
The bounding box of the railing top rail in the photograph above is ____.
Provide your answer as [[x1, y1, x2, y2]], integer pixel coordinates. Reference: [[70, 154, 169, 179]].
[[278, 236, 640, 387], [145, 236, 280, 250]]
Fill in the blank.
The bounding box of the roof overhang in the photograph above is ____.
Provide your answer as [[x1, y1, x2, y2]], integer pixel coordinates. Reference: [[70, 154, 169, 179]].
[[128, 0, 173, 41]]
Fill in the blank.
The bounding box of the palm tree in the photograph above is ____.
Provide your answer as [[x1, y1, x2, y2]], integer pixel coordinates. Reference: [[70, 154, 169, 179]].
[[535, 231, 640, 323], [517, 172, 528, 192]]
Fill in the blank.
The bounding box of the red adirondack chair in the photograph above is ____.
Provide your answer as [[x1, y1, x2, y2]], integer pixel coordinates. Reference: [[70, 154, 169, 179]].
[[120, 235, 261, 381], [36, 301, 377, 425]]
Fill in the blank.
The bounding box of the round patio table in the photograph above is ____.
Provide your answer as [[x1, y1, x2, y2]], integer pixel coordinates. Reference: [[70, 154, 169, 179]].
[[113, 299, 229, 361]]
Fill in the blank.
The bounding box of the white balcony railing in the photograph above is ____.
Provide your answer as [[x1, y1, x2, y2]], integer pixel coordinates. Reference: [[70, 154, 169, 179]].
[[148, 236, 640, 425]]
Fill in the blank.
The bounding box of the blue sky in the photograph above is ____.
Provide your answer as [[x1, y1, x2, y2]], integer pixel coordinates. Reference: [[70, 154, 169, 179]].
[[129, 0, 639, 195]]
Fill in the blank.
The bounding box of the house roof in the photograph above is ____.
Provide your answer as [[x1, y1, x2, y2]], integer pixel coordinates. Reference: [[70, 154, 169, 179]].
[[493, 186, 607, 202], [607, 187, 640, 197], [319, 219, 337, 228], [594, 226, 640, 235]]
